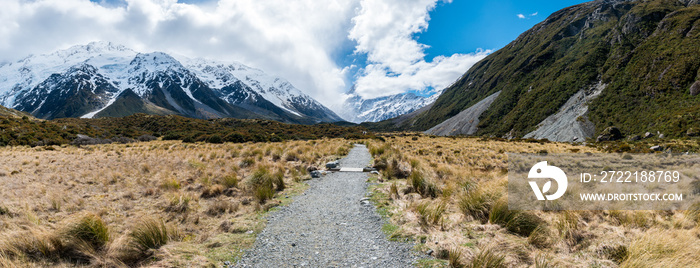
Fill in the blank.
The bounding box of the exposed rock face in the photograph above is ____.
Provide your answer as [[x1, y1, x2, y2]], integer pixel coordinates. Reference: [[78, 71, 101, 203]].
[[424, 91, 501, 136], [524, 82, 605, 142]]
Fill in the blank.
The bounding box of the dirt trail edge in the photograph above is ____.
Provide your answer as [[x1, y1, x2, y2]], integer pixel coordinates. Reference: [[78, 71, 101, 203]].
[[235, 144, 418, 267]]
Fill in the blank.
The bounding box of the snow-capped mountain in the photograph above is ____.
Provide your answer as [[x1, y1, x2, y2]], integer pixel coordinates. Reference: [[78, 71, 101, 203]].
[[340, 88, 441, 123], [0, 41, 340, 123]]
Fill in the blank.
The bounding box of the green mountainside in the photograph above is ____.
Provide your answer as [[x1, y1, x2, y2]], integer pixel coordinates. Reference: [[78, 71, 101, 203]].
[[371, 0, 700, 139]]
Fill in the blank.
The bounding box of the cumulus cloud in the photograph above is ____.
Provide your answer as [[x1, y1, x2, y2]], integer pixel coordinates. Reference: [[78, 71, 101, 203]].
[[517, 13, 526, 19], [0, 0, 489, 109], [348, 0, 489, 99]]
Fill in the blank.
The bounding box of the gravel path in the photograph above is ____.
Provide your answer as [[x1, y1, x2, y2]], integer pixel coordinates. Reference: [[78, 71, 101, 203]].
[[235, 144, 418, 267]]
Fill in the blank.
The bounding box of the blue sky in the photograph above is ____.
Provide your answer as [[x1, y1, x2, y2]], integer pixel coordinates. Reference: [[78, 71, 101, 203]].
[[3, 0, 589, 109], [418, 0, 586, 60]]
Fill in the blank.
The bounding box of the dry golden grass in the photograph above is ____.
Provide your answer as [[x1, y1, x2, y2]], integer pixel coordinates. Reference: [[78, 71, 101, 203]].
[[0, 139, 352, 267], [367, 135, 700, 268]]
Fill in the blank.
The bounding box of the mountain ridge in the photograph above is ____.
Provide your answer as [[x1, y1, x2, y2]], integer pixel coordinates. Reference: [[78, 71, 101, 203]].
[[0, 42, 340, 124], [371, 0, 700, 140]]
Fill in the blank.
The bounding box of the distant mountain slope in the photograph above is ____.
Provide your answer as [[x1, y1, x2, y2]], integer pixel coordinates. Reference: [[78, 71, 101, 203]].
[[0, 105, 31, 119], [0, 42, 340, 124], [339, 88, 440, 123], [377, 0, 700, 139]]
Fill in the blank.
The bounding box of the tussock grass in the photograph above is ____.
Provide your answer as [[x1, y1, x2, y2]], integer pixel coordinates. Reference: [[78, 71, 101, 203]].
[[621, 229, 700, 267], [64, 214, 109, 250], [466, 248, 505, 268], [458, 188, 495, 224], [128, 218, 177, 254], [0, 139, 351, 266]]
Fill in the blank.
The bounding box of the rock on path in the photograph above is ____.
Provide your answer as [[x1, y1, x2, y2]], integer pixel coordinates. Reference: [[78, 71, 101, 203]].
[[235, 144, 418, 267]]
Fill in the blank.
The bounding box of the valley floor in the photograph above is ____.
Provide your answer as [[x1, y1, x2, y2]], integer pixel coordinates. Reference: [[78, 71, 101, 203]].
[[0, 136, 698, 267]]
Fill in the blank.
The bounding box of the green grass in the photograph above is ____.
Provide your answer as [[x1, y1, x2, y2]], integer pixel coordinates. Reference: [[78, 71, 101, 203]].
[[64, 214, 110, 249]]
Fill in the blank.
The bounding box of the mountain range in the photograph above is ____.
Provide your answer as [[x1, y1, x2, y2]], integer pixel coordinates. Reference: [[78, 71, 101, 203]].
[[0, 42, 342, 124], [339, 87, 439, 123], [370, 0, 700, 141]]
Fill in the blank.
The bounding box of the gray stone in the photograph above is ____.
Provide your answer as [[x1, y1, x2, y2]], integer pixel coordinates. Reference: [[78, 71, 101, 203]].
[[644, 132, 654, 139], [650, 145, 663, 151], [658, 134, 665, 139], [325, 161, 340, 169], [310, 170, 321, 178], [628, 135, 641, 141]]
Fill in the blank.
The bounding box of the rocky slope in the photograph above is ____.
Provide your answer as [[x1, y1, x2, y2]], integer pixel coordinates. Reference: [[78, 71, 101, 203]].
[[0, 42, 341, 124], [373, 0, 700, 140]]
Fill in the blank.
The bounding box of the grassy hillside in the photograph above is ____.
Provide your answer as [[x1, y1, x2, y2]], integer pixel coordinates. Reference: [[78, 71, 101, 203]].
[[375, 0, 700, 139]]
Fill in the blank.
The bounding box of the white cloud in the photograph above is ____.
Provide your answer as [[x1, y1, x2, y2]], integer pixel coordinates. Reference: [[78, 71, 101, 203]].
[[0, 0, 357, 108], [531, 12, 538, 16], [349, 0, 489, 99], [0, 0, 489, 110], [517, 13, 526, 19]]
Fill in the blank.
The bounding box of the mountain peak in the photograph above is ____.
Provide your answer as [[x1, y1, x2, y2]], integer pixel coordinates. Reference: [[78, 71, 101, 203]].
[[130, 52, 184, 73]]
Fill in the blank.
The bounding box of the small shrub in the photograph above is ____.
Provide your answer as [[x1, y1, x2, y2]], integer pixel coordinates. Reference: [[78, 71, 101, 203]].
[[206, 135, 223, 144]]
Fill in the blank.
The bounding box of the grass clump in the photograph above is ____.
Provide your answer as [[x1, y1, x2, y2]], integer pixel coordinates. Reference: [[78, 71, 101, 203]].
[[64, 214, 110, 250], [489, 198, 543, 237], [249, 166, 285, 203], [128, 218, 177, 254], [219, 174, 238, 189], [409, 171, 439, 198], [466, 248, 506, 268], [458, 188, 495, 224], [416, 201, 447, 229]]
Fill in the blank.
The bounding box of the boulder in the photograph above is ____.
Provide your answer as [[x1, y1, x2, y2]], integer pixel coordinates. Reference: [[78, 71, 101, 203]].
[[644, 132, 654, 139], [690, 81, 700, 96], [650, 145, 663, 151], [325, 161, 339, 169], [310, 170, 321, 178], [596, 126, 623, 142], [628, 135, 641, 141], [658, 133, 665, 139]]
